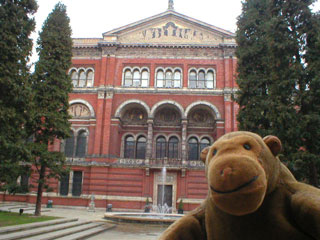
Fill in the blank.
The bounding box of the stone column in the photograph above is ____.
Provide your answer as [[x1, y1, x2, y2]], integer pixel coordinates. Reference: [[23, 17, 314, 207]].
[[146, 119, 154, 162], [181, 119, 188, 163]]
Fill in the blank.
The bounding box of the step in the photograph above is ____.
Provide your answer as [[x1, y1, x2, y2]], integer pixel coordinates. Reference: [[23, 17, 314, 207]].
[[0, 206, 28, 212], [0, 218, 78, 234], [24, 222, 106, 240], [54, 224, 115, 240], [0, 219, 88, 240]]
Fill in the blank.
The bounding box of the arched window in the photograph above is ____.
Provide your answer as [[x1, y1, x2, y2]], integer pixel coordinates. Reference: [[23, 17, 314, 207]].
[[156, 136, 167, 159], [189, 70, 197, 88], [122, 67, 149, 87], [124, 70, 133, 86], [189, 68, 216, 89], [75, 131, 87, 157], [141, 70, 149, 87], [78, 70, 86, 87], [168, 137, 179, 159], [198, 70, 205, 88], [136, 136, 146, 159], [174, 70, 181, 88], [200, 138, 211, 153], [64, 131, 75, 157], [156, 70, 164, 87], [86, 70, 94, 87], [206, 70, 214, 88], [188, 137, 199, 160], [124, 136, 135, 158], [133, 70, 140, 87], [165, 70, 173, 88], [70, 70, 78, 87]]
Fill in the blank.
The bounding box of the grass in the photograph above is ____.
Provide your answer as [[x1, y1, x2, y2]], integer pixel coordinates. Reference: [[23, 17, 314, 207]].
[[0, 211, 59, 227]]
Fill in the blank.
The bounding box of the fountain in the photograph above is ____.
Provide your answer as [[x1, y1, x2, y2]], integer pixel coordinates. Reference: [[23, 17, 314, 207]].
[[104, 167, 181, 224]]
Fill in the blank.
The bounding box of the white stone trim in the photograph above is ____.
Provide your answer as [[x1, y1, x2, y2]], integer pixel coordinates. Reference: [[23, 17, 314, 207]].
[[185, 101, 221, 119], [114, 99, 151, 118]]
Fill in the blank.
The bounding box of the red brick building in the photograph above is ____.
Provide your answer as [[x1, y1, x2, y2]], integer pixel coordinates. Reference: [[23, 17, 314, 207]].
[[3, 2, 238, 212]]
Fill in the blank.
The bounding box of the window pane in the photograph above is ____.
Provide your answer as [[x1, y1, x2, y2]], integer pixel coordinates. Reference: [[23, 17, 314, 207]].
[[141, 71, 149, 87], [87, 70, 93, 87], [189, 71, 197, 88], [156, 137, 166, 159], [75, 131, 87, 157], [71, 71, 78, 87], [157, 71, 164, 87], [124, 136, 135, 158], [174, 71, 181, 88], [206, 71, 214, 88], [60, 174, 69, 196], [133, 70, 140, 87], [168, 137, 179, 158], [72, 171, 82, 196], [79, 71, 86, 87], [188, 138, 199, 160], [136, 137, 146, 159], [200, 138, 211, 153], [65, 135, 75, 157], [198, 71, 205, 88], [124, 70, 132, 86]]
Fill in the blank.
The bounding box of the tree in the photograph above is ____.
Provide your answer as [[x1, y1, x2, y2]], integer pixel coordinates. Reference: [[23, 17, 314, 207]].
[[236, 0, 320, 186], [0, 0, 37, 192], [32, 2, 73, 216]]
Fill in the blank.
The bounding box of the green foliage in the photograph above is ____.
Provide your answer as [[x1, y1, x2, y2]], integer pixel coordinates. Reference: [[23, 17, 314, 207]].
[[0, 0, 38, 192], [236, 0, 320, 186], [31, 2, 73, 214], [0, 211, 59, 227]]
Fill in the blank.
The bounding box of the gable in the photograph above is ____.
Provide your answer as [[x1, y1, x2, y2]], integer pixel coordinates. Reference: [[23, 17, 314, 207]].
[[102, 11, 235, 45]]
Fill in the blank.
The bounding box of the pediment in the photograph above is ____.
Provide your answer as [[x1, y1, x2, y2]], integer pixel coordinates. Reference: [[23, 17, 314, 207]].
[[102, 11, 235, 45]]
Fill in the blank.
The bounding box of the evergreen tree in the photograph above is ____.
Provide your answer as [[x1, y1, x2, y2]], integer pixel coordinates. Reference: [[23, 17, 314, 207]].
[[236, 0, 320, 186], [31, 2, 72, 216], [0, 0, 37, 192]]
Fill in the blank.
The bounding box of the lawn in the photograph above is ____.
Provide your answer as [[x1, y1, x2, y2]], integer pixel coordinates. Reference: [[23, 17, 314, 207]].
[[0, 211, 59, 227]]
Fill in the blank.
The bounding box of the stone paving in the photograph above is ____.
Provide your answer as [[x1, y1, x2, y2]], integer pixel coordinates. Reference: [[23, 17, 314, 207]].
[[0, 202, 168, 239]]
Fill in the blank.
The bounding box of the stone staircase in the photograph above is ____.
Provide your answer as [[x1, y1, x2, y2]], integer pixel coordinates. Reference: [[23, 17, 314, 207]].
[[0, 218, 114, 240]]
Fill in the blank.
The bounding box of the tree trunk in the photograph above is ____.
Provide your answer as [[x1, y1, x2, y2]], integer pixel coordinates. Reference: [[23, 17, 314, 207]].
[[34, 164, 46, 216], [308, 160, 319, 187]]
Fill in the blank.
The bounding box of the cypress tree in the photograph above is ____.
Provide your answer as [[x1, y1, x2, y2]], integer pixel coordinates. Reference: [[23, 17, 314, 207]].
[[236, 0, 320, 185], [0, 0, 37, 192], [32, 2, 72, 215]]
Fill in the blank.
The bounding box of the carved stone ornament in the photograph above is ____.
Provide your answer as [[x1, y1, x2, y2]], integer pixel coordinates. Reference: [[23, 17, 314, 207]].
[[154, 108, 180, 126], [189, 109, 214, 126], [69, 104, 91, 118], [122, 108, 146, 125]]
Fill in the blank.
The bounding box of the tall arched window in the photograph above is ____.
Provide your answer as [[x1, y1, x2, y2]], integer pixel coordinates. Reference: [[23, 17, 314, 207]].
[[200, 138, 211, 153], [124, 136, 135, 158], [64, 131, 75, 157], [124, 70, 133, 86], [188, 137, 199, 160], [206, 70, 214, 88], [156, 70, 164, 87], [78, 70, 86, 87], [86, 70, 94, 87], [136, 136, 146, 159], [71, 70, 78, 87], [156, 137, 167, 159], [174, 71, 181, 88], [198, 70, 205, 88], [165, 70, 173, 88], [189, 70, 197, 88], [75, 131, 87, 157], [141, 70, 149, 87], [133, 70, 140, 87], [168, 137, 179, 159]]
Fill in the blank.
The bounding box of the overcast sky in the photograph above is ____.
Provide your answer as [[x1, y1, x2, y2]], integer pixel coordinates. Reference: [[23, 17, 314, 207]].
[[30, 0, 320, 65]]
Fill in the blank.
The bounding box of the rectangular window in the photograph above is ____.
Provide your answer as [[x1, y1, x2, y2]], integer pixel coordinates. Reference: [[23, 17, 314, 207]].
[[60, 174, 69, 196], [72, 171, 82, 196]]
